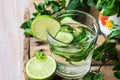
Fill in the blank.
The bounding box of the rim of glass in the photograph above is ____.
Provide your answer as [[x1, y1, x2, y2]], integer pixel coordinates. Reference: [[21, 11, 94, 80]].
[[49, 10, 99, 44]]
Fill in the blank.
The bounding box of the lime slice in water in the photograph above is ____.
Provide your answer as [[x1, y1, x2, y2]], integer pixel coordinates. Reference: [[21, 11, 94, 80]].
[[31, 15, 61, 41], [26, 55, 56, 80]]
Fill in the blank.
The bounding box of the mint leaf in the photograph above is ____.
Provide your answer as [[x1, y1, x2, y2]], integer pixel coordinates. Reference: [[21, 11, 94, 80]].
[[50, 1, 60, 12], [20, 18, 34, 36], [87, 0, 96, 7], [60, 0, 66, 8], [38, 3, 45, 10], [105, 42, 118, 61], [107, 30, 120, 39], [33, 2, 41, 12], [93, 41, 107, 62], [35, 51, 46, 59], [20, 19, 33, 29], [66, 0, 90, 12], [113, 63, 120, 71], [114, 72, 120, 79], [33, 2, 51, 15], [44, 0, 49, 5], [83, 72, 103, 80], [102, 8, 117, 16], [83, 72, 95, 80], [93, 73, 103, 80], [23, 29, 32, 36]]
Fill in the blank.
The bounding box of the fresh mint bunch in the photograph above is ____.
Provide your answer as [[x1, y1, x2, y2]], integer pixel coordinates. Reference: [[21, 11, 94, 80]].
[[80, 0, 120, 17], [88, 30, 120, 79]]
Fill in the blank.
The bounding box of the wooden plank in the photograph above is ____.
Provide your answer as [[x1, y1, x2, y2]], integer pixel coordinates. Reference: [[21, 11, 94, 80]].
[[23, 8, 30, 80]]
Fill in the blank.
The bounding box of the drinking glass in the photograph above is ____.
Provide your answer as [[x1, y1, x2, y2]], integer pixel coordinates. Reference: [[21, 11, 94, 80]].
[[47, 10, 99, 79]]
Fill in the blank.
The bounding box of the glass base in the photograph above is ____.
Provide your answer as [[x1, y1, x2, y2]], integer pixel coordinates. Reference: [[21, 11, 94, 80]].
[[55, 61, 91, 79]]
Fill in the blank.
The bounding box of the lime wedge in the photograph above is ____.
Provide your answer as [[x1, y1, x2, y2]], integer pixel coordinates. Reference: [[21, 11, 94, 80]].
[[26, 56, 56, 80], [31, 15, 61, 41], [55, 32, 74, 43]]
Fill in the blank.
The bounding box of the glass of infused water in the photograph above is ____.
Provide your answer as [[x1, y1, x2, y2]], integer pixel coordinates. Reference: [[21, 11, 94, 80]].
[[47, 10, 99, 79]]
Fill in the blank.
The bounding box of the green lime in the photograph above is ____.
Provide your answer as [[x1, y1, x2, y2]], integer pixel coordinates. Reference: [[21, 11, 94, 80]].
[[26, 55, 56, 80], [31, 15, 61, 41]]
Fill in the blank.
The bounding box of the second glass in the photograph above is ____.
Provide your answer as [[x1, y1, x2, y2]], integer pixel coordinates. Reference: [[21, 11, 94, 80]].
[[47, 10, 99, 79]]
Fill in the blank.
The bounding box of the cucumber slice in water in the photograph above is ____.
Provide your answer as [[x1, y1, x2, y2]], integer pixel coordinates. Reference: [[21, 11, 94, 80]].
[[55, 32, 74, 43]]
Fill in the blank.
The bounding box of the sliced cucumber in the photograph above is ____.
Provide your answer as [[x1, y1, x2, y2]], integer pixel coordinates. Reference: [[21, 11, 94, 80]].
[[55, 32, 74, 43], [60, 17, 79, 24]]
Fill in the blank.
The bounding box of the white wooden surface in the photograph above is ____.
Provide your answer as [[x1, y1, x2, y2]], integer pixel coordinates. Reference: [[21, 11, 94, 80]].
[[0, 0, 29, 80]]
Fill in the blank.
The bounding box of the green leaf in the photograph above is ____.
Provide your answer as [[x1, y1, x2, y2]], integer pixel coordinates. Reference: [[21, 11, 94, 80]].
[[117, 3, 120, 17], [50, 1, 60, 12], [83, 72, 103, 80], [38, 3, 45, 10], [102, 8, 117, 16], [96, 0, 106, 11], [104, 0, 116, 9], [60, 0, 66, 8], [33, 2, 41, 12], [93, 73, 103, 80], [41, 10, 51, 15], [66, 0, 90, 12], [107, 30, 120, 39], [20, 18, 34, 36], [20, 19, 32, 29], [32, 12, 39, 17], [87, 0, 96, 7], [113, 63, 120, 71], [105, 42, 118, 61], [93, 41, 107, 62], [24, 29, 32, 36], [114, 72, 120, 79], [44, 0, 49, 5], [100, 55, 105, 63], [35, 51, 46, 59], [83, 72, 95, 80]]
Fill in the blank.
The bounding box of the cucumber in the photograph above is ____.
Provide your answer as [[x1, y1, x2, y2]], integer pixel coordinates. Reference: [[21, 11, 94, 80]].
[[55, 32, 74, 43]]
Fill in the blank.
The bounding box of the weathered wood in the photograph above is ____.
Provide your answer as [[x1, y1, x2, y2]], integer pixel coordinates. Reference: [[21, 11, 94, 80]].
[[23, 37, 30, 80], [23, 8, 30, 80]]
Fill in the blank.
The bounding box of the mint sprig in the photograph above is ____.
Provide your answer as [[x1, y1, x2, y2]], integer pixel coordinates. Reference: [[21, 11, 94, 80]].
[[88, 30, 120, 79], [35, 51, 46, 59]]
